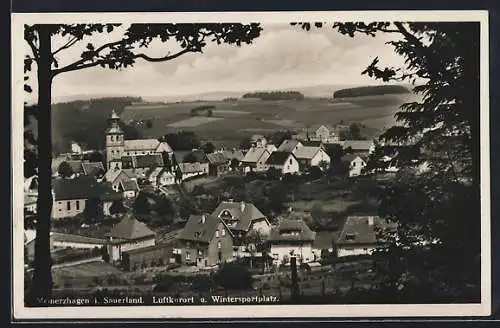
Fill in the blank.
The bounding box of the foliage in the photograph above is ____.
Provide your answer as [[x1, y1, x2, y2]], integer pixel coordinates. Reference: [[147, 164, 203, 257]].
[[213, 263, 253, 290], [109, 200, 126, 215], [183, 152, 199, 163], [82, 198, 104, 223], [242, 91, 305, 100], [333, 85, 409, 98], [202, 142, 216, 154], [266, 130, 293, 146], [294, 21, 480, 300], [162, 131, 201, 151], [145, 119, 153, 129], [230, 158, 240, 170], [340, 123, 366, 140], [161, 152, 173, 172], [239, 137, 252, 150], [309, 166, 324, 179], [57, 161, 74, 178], [190, 105, 215, 116]]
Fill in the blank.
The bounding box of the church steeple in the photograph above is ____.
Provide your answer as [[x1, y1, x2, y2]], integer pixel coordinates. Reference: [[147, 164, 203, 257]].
[[105, 109, 125, 170]]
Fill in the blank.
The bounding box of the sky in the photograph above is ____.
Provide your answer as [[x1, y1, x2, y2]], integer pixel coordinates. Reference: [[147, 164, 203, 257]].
[[25, 23, 406, 103]]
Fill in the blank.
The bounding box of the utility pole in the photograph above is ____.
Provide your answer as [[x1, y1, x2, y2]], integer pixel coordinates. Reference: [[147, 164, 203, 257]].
[[290, 252, 300, 303]]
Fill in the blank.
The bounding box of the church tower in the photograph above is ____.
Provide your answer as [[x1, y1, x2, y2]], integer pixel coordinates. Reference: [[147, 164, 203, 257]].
[[105, 110, 125, 170]]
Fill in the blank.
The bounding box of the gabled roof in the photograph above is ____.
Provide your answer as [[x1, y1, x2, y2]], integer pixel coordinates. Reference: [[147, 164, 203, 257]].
[[336, 216, 395, 246], [134, 154, 164, 168], [82, 162, 105, 176], [222, 150, 244, 161], [277, 139, 302, 152], [53, 176, 112, 201], [269, 219, 315, 243], [206, 152, 228, 165], [108, 214, 156, 240], [212, 201, 268, 232], [179, 162, 208, 174], [341, 154, 366, 163], [178, 214, 232, 244], [241, 147, 268, 164], [120, 178, 139, 192], [124, 139, 160, 151], [266, 151, 295, 165], [310, 124, 336, 132], [156, 141, 173, 153], [294, 146, 322, 160], [339, 140, 374, 152], [174, 149, 207, 163], [302, 140, 323, 147]]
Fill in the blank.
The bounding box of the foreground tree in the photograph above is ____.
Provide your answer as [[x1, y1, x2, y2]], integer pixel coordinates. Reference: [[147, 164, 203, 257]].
[[24, 23, 262, 302], [293, 22, 480, 300]]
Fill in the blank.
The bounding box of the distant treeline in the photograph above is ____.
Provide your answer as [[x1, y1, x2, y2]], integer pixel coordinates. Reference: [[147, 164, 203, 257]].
[[242, 91, 305, 100], [52, 97, 142, 154], [333, 85, 410, 98]]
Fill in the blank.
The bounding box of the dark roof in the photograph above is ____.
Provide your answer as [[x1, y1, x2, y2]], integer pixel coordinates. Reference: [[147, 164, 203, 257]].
[[134, 154, 164, 168], [51, 232, 106, 245], [108, 215, 156, 240], [53, 176, 112, 201], [64, 160, 84, 174], [341, 154, 366, 163], [312, 231, 337, 250], [277, 139, 301, 152], [206, 152, 228, 165], [269, 219, 315, 243], [266, 151, 295, 165], [99, 187, 123, 201], [82, 162, 105, 177], [336, 216, 395, 246], [121, 156, 134, 168], [178, 214, 231, 244], [302, 140, 322, 147], [120, 178, 139, 191], [212, 201, 268, 232]]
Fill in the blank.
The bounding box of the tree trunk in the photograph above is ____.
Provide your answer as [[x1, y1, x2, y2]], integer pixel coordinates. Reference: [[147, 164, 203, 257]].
[[28, 24, 53, 304]]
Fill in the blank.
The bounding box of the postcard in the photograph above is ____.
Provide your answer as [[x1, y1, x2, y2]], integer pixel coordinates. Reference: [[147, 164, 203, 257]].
[[12, 10, 490, 320]]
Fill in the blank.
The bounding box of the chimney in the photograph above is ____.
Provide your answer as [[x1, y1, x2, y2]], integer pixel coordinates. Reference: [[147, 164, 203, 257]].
[[201, 215, 206, 224], [368, 216, 374, 226], [240, 201, 246, 212]]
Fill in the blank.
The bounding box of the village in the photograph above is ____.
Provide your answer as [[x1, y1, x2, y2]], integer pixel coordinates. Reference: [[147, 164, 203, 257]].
[[24, 109, 408, 301]]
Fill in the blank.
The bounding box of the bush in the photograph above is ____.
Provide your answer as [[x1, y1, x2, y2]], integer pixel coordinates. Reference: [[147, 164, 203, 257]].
[[213, 263, 253, 290]]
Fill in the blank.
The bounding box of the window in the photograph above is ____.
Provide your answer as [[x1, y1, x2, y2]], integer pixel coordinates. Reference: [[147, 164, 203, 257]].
[[66, 201, 71, 211], [215, 230, 220, 238], [345, 233, 356, 241], [110, 136, 114, 142], [186, 252, 191, 260], [217, 241, 222, 249], [363, 248, 368, 251], [198, 249, 203, 256], [289, 158, 292, 165], [76, 200, 80, 211], [221, 228, 226, 236]]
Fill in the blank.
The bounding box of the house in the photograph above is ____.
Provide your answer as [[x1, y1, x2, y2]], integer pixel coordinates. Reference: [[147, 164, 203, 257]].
[[52, 176, 118, 219], [121, 243, 174, 271], [147, 167, 175, 187], [251, 135, 267, 148], [268, 219, 316, 265], [306, 124, 339, 144], [222, 149, 245, 171], [51, 232, 107, 250], [206, 152, 229, 176], [81, 162, 105, 179], [294, 146, 331, 171], [336, 216, 394, 258], [104, 168, 139, 198], [265, 151, 300, 175], [312, 231, 337, 261], [63, 160, 85, 177], [212, 200, 272, 242], [121, 154, 164, 176], [178, 162, 209, 180], [342, 154, 368, 177], [339, 140, 375, 155], [240, 147, 271, 173], [175, 214, 234, 268], [106, 214, 156, 262], [277, 139, 303, 154]]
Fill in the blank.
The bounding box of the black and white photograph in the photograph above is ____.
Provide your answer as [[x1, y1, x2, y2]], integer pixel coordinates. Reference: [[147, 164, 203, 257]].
[[12, 11, 490, 319]]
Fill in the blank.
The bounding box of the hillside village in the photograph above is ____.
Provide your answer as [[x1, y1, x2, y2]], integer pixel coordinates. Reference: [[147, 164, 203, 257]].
[[24, 106, 410, 299]]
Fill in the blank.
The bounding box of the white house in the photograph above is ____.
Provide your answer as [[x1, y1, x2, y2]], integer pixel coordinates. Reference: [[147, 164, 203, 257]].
[[342, 154, 367, 177], [294, 146, 331, 171], [51, 232, 107, 250], [336, 216, 395, 258], [104, 168, 139, 198], [178, 162, 209, 180], [106, 215, 156, 262], [265, 151, 300, 175], [268, 219, 316, 265], [148, 168, 175, 187], [307, 124, 339, 144], [240, 147, 271, 173]]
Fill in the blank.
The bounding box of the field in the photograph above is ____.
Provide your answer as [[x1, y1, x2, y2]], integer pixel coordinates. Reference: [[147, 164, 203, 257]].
[[120, 93, 420, 148], [52, 261, 129, 289]]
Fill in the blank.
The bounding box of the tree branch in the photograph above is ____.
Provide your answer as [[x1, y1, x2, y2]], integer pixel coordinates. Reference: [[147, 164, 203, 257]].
[[52, 36, 79, 56], [26, 37, 39, 61], [133, 47, 193, 62]]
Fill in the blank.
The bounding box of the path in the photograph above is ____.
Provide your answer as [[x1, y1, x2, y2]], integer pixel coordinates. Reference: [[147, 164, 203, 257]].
[[52, 257, 103, 269]]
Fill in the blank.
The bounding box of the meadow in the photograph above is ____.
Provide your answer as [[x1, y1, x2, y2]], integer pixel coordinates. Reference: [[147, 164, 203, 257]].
[[119, 93, 418, 148]]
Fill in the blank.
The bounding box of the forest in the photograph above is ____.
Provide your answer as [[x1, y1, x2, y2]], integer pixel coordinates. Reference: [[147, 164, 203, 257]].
[[333, 85, 410, 98], [242, 91, 305, 100]]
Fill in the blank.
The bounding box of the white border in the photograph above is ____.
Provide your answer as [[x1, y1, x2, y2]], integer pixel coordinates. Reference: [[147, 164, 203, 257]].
[[11, 10, 491, 320]]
